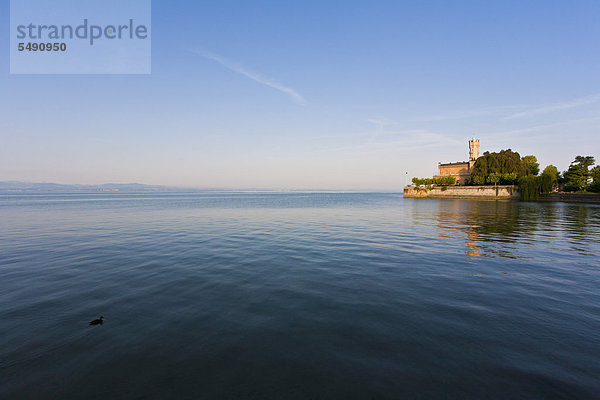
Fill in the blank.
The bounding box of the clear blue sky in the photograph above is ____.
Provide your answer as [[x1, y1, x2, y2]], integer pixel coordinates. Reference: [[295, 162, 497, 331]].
[[1, 0, 599, 190]]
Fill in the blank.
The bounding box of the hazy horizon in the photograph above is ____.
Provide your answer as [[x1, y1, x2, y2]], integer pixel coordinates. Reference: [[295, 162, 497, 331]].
[[2, 1, 599, 190], [0, 179, 403, 192]]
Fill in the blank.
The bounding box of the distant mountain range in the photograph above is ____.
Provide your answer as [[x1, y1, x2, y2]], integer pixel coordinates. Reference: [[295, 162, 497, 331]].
[[0, 181, 391, 194], [0, 181, 205, 193]]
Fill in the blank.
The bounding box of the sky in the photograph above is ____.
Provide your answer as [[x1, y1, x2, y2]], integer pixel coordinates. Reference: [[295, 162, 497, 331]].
[[1, 0, 599, 190]]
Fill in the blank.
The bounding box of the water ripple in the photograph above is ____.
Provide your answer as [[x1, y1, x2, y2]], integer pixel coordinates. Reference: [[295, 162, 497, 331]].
[[0, 193, 599, 399]]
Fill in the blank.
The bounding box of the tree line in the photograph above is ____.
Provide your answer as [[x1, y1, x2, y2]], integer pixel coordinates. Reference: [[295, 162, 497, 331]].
[[412, 176, 457, 187], [411, 149, 600, 200], [469, 150, 599, 200]]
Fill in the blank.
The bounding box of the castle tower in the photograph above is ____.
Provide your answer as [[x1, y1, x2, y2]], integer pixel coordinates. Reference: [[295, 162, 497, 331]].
[[469, 138, 480, 161]]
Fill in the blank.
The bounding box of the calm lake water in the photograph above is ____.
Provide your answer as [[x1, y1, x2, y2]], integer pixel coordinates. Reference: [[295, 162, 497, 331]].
[[1, 193, 599, 399]]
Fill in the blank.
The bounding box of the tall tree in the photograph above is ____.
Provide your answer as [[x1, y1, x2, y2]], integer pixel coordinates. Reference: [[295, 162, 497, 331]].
[[589, 166, 600, 193], [563, 156, 595, 191], [469, 149, 524, 185], [574, 156, 595, 169], [521, 155, 540, 176], [542, 165, 559, 181], [541, 165, 559, 191], [591, 165, 600, 182]]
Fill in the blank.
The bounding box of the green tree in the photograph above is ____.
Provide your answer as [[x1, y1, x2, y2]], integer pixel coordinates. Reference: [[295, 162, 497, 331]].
[[486, 172, 501, 187], [412, 177, 427, 186], [500, 173, 518, 185], [518, 176, 540, 201], [590, 165, 600, 182], [435, 176, 456, 186], [542, 165, 558, 181], [472, 175, 485, 185], [521, 155, 540, 176], [469, 149, 524, 185], [589, 166, 600, 193], [539, 174, 553, 194], [541, 165, 559, 192], [563, 156, 595, 192], [412, 176, 457, 187]]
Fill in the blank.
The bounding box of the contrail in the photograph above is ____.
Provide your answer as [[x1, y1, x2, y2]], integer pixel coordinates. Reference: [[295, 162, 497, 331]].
[[504, 93, 600, 120], [193, 49, 306, 105]]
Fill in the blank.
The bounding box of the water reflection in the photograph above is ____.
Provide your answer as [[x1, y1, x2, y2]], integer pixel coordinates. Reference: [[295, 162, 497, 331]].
[[1, 193, 599, 399], [433, 200, 600, 260]]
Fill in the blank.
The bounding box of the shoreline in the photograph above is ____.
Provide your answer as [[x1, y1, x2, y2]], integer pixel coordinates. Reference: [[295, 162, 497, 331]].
[[538, 192, 600, 204], [403, 185, 518, 200], [404, 186, 600, 204]]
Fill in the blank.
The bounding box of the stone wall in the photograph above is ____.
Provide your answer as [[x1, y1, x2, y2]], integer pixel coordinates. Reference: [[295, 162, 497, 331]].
[[538, 193, 600, 204], [403, 185, 518, 200]]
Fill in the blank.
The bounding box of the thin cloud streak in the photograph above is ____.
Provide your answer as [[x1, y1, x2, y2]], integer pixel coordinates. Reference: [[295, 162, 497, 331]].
[[369, 93, 600, 126], [370, 105, 527, 126], [367, 118, 399, 129], [503, 93, 600, 120], [318, 130, 463, 155], [193, 50, 306, 105], [480, 116, 600, 139], [402, 106, 522, 123]]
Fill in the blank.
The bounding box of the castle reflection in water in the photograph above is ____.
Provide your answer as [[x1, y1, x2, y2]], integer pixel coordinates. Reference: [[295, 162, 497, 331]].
[[427, 199, 600, 260]]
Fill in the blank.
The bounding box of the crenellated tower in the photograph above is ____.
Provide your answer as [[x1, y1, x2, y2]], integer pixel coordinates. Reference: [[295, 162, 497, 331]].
[[435, 137, 482, 185], [469, 138, 480, 162]]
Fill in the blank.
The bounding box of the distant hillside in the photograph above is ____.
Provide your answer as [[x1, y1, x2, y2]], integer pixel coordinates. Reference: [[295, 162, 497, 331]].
[[0, 181, 202, 193]]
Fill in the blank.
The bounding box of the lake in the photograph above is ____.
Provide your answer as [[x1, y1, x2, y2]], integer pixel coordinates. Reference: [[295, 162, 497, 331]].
[[1, 193, 599, 399]]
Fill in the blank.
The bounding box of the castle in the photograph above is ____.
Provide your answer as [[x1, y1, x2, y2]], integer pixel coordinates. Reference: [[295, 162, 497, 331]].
[[434, 138, 480, 184]]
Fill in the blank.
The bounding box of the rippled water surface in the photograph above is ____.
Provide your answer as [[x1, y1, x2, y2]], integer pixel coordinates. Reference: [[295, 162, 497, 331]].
[[1, 193, 599, 399]]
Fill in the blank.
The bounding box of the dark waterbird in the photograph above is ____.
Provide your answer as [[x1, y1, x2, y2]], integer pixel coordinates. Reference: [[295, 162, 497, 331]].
[[89, 316, 104, 326]]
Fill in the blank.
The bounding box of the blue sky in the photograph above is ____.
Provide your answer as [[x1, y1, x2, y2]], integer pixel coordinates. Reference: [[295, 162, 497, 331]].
[[1, 0, 599, 190]]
